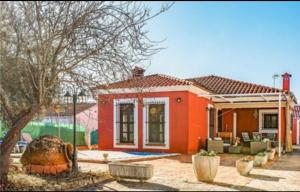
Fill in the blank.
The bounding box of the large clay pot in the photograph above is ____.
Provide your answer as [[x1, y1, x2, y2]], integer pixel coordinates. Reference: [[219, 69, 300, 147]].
[[20, 135, 73, 175], [236, 159, 253, 176], [192, 155, 220, 182]]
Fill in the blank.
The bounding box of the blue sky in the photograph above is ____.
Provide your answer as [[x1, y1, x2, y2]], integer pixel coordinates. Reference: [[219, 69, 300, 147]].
[[145, 2, 300, 99]]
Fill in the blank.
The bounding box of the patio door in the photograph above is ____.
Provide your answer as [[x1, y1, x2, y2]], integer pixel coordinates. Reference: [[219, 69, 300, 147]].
[[209, 108, 215, 139]]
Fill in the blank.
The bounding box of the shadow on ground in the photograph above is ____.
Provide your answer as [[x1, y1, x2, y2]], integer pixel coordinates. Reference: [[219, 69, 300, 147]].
[[116, 180, 179, 191], [73, 178, 179, 191], [267, 148, 300, 172], [210, 181, 265, 191], [71, 179, 117, 191], [245, 173, 284, 182]]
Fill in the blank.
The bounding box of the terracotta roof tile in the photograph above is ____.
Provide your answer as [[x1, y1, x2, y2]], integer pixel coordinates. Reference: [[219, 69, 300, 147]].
[[186, 75, 280, 94], [96, 73, 285, 95], [95, 74, 195, 90]]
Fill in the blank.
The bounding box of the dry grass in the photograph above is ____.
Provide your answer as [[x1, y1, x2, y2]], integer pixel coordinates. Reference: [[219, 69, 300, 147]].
[[1, 170, 110, 191]]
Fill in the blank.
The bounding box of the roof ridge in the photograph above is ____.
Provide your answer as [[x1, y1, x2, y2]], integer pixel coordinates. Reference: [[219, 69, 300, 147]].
[[157, 74, 194, 85], [188, 74, 281, 92]]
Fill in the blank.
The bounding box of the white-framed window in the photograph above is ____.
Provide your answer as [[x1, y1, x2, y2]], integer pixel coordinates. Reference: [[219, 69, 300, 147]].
[[113, 98, 138, 149], [259, 109, 278, 133], [143, 97, 169, 149]]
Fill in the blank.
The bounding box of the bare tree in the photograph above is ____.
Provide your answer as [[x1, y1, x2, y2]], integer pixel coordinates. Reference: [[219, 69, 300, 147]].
[[0, 1, 172, 185]]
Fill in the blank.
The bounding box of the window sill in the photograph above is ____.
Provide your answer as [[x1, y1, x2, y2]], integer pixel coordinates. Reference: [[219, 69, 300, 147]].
[[145, 143, 166, 147], [116, 143, 135, 146], [260, 129, 278, 133]]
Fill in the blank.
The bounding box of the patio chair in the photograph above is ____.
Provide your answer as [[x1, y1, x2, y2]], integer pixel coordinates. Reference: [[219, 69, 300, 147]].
[[217, 132, 233, 153], [265, 133, 278, 148], [207, 139, 224, 153], [252, 132, 262, 141], [15, 133, 32, 153], [217, 132, 233, 145], [241, 132, 251, 147], [241, 132, 269, 154]]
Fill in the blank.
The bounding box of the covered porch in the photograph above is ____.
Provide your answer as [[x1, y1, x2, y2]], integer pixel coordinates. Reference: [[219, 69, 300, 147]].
[[200, 92, 295, 156]]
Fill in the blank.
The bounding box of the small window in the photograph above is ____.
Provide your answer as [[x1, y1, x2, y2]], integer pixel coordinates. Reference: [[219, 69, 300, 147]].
[[263, 114, 278, 129], [147, 104, 165, 143], [119, 104, 134, 143]]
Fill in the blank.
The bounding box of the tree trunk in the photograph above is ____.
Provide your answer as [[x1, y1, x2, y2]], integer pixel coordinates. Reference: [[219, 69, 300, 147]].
[[0, 142, 14, 186], [0, 106, 39, 186]]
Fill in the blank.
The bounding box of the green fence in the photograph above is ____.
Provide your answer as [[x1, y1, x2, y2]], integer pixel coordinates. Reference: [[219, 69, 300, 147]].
[[21, 122, 86, 146]]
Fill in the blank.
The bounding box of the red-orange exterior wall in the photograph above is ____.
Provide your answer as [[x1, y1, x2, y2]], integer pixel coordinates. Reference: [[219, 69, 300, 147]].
[[98, 91, 210, 154], [221, 108, 286, 144], [187, 93, 212, 153], [292, 118, 298, 145]]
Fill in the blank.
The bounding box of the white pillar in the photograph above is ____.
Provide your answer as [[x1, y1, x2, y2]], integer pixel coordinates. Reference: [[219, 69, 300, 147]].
[[233, 112, 237, 138], [278, 93, 282, 157]]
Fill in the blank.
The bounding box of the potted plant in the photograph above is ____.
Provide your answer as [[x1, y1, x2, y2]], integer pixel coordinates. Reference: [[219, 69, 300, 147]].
[[266, 148, 275, 161], [254, 152, 268, 167], [236, 156, 253, 176], [192, 150, 220, 182]]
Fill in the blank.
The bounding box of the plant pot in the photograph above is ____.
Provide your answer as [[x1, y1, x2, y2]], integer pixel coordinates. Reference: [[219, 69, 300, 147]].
[[103, 153, 109, 162], [236, 159, 253, 176], [192, 155, 220, 182], [266, 149, 275, 161], [254, 153, 268, 167], [108, 162, 153, 182]]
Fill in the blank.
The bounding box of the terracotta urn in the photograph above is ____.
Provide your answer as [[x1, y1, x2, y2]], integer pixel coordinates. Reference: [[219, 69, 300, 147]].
[[192, 153, 220, 182], [236, 156, 253, 176], [20, 135, 73, 175]]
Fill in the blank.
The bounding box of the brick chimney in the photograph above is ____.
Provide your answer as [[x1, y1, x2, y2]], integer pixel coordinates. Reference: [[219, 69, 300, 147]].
[[132, 66, 145, 78], [282, 72, 292, 92]]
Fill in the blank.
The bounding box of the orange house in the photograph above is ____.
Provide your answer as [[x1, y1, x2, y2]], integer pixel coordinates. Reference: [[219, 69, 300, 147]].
[[95, 67, 297, 154], [292, 105, 300, 145]]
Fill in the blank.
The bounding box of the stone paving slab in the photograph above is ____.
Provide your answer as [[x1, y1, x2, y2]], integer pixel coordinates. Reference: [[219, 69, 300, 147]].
[[77, 150, 300, 191]]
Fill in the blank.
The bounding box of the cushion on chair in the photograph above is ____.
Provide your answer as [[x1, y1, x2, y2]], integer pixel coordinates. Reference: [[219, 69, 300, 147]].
[[242, 132, 251, 143], [252, 132, 262, 142]]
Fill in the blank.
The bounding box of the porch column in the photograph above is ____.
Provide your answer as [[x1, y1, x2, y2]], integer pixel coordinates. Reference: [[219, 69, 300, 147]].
[[286, 104, 293, 152], [233, 112, 237, 138], [278, 93, 282, 157]]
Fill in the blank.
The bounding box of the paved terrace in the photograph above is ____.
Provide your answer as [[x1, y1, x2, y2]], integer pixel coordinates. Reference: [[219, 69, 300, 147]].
[[77, 148, 300, 191]]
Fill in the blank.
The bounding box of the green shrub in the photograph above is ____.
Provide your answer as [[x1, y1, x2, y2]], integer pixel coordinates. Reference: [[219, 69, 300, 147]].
[[197, 149, 217, 156]]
